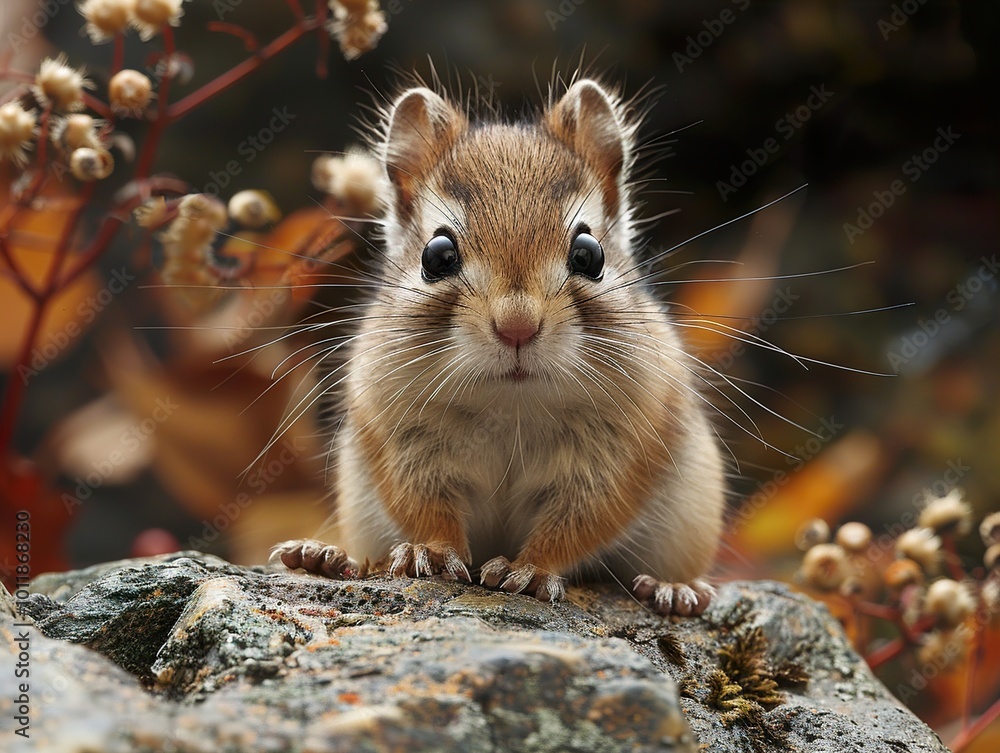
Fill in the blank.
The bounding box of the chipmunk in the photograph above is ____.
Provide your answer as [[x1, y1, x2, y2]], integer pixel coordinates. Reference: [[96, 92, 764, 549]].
[[273, 77, 726, 616]]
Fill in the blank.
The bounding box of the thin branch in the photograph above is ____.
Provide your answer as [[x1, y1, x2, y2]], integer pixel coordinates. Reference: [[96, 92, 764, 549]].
[[951, 697, 1000, 753], [169, 18, 319, 121], [207, 22, 260, 52]]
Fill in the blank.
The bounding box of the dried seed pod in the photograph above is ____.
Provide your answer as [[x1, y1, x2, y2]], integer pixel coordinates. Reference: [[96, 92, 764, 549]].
[[794, 518, 831, 552], [884, 558, 923, 594], [79, 0, 135, 43], [134, 196, 169, 229], [918, 489, 973, 536], [158, 193, 229, 310], [161, 193, 228, 254], [328, 0, 387, 60], [34, 55, 92, 112], [0, 102, 37, 166], [70, 147, 114, 180], [835, 522, 872, 553], [312, 150, 386, 215], [839, 575, 865, 599], [922, 579, 976, 628], [980, 512, 1000, 547], [983, 573, 1000, 616], [800, 543, 852, 591], [984, 543, 1000, 572], [228, 190, 281, 229], [109, 70, 153, 117], [917, 629, 968, 670], [52, 113, 101, 152], [895, 527, 941, 574], [132, 0, 186, 40]]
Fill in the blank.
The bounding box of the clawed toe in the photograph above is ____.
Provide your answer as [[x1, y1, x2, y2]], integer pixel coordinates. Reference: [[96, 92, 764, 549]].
[[479, 556, 566, 603], [386, 542, 471, 582], [270, 539, 359, 580], [633, 575, 715, 617]]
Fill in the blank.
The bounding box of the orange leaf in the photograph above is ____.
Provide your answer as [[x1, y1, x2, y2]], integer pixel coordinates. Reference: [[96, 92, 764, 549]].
[[0, 187, 101, 369], [732, 430, 888, 557]]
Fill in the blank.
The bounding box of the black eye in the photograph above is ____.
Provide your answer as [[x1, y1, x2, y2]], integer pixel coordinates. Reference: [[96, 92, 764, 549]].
[[568, 231, 604, 280], [421, 231, 460, 282]]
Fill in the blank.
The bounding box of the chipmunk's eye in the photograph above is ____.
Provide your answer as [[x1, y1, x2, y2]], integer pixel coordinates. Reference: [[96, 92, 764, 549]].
[[568, 231, 604, 280], [421, 231, 460, 282]]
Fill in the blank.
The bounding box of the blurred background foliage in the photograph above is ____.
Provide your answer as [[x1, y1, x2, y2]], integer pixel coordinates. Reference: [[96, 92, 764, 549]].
[[0, 0, 997, 746]]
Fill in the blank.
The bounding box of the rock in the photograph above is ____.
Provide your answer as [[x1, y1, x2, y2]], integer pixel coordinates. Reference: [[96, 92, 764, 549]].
[[1, 552, 948, 752]]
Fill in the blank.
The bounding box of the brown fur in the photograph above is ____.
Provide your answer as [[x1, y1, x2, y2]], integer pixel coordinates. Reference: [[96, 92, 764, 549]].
[[276, 77, 726, 615]]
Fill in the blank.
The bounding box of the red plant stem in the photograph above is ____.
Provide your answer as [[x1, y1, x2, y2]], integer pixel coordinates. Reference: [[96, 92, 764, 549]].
[[0, 107, 52, 294], [0, 237, 39, 300], [284, 0, 305, 21], [0, 13, 323, 458], [951, 696, 1000, 753], [112, 34, 125, 74], [314, 0, 329, 79], [207, 22, 259, 51], [853, 600, 900, 621], [58, 214, 126, 290], [169, 17, 319, 120], [34, 106, 51, 170], [0, 68, 112, 118], [862, 603, 936, 671], [134, 25, 176, 181], [857, 609, 870, 655], [83, 93, 114, 120], [942, 533, 968, 582], [962, 609, 986, 729], [866, 638, 908, 670]]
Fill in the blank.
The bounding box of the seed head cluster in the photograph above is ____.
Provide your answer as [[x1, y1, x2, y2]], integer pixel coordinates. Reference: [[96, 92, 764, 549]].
[[0, 103, 38, 166], [796, 488, 997, 681], [312, 150, 386, 215], [328, 0, 388, 60]]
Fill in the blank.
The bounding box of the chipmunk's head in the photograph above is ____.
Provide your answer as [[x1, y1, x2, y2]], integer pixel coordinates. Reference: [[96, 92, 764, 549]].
[[373, 79, 650, 395]]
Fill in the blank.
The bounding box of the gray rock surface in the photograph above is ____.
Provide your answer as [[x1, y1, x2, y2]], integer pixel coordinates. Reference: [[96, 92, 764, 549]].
[[1, 552, 948, 752]]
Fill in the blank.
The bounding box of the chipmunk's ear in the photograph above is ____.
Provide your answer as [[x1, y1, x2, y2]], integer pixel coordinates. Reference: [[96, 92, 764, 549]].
[[547, 80, 630, 214], [384, 87, 465, 213]]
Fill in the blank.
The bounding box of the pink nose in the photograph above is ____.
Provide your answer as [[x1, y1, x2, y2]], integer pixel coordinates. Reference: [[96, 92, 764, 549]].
[[494, 320, 539, 349]]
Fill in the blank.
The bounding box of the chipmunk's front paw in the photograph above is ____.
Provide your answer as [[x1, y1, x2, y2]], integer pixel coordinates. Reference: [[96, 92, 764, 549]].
[[633, 575, 715, 617], [386, 542, 471, 582], [271, 539, 360, 579], [479, 557, 566, 603]]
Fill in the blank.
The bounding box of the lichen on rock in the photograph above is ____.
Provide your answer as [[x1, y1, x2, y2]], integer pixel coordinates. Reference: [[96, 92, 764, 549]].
[[2, 552, 950, 752]]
